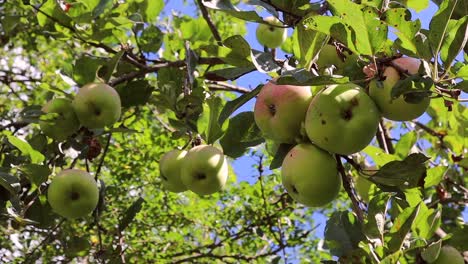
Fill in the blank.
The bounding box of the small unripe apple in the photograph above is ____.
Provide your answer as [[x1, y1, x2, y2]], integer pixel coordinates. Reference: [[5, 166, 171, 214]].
[[254, 80, 313, 144], [256, 16, 287, 48], [432, 245, 464, 264], [159, 149, 188, 193], [39, 98, 80, 141], [315, 45, 345, 72], [72, 83, 121, 129], [282, 143, 341, 207], [369, 57, 430, 121], [305, 83, 380, 155], [47, 169, 99, 219], [180, 145, 228, 195]]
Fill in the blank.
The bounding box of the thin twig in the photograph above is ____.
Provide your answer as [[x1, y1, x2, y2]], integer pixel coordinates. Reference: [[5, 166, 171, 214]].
[[197, 0, 223, 45], [23, 218, 66, 263], [336, 155, 365, 222]]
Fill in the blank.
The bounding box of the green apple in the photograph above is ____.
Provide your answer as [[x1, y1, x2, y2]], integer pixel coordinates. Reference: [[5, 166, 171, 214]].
[[47, 169, 99, 219], [256, 16, 287, 48], [281, 143, 341, 207], [369, 57, 430, 121], [72, 83, 121, 129], [305, 83, 380, 155], [159, 149, 188, 193], [432, 246, 464, 264], [180, 145, 228, 195], [315, 44, 345, 73], [254, 80, 313, 143], [39, 98, 80, 141]]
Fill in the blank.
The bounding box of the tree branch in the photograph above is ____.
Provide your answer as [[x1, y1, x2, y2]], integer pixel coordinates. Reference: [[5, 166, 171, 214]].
[[197, 0, 223, 45], [336, 155, 365, 222]]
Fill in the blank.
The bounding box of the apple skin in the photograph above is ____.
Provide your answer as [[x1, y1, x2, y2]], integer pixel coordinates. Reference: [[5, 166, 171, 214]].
[[281, 143, 341, 207], [39, 98, 80, 141], [432, 246, 464, 264], [305, 83, 380, 155], [256, 16, 287, 48], [369, 57, 430, 121], [47, 169, 99, 219], [180, 145, 228, 195], [159, 149, 188, 193], [254, 81, 313, 144], [72, 83, 122, 129], [316, 45, 345, 72]]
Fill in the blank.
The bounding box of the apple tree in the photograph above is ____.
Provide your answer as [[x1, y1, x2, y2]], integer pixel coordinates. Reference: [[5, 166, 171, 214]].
[[0, 0, 467, 263]]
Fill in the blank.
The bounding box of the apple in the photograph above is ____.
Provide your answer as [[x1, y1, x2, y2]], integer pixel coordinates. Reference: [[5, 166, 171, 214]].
[[72, 83, 121, 129], [369, 57, 430, 121], [180, 145, 228, 195], [254, 80, 313, 144], [281, 143, 341, 207], [256, 16, 287, 48], [47, 169, 99, 219], [432, 245, 464, 264], [315, 44, 345, 73], [159, 149, 188, 193], [305, 83, 380, 155], [39, 98, 80, 141]]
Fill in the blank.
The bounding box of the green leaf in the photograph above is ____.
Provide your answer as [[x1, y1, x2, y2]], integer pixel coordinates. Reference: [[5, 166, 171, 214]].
[[269, 143, 295, 170], [391, 75, 433, 104], [19, 164, 51, 186], [115, 80, 154, 107], [197, 97, 226, 144], [205, 66, 256, 81], [428, 0, 458, 57], [326, 0, 387, 55], [138, 25, 164, 54], [73, 55, 104, 86], [363, 145, 397, 167], [364, 192, 391, 240], [405, 0, 429, 12], [369, 153, 429, 189], [118, 197, 145, 232], [277, 72, 349, 86], [383, 8, 431, 59], [141, 0, 164, 23], [292, 13, 329, 69], [380, 250, 403, 264], [250, 50, 281, 73], [0, 172, 20, 196], [424, 166, 448, 188], [219, 111, 264, 158], [98, 50, 124, 83], [223, 35, 251, 58], [324, 211, 366, 257], [412, 203, 441, 239], [439, 17, 468, 68], [421, 240, 442, 263], [395, 132, 417, 159], [218, 84, 262, 126], [6, 133, 45, 164], [201, 0, 264, 22], [387, 203, 421, 252], [92, 0, 113, 18], [447, 225, 468, 251]]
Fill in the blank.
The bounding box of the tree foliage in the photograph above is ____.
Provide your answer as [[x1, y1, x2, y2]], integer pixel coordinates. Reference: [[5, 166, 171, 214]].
[[0, 0, 467, 263]]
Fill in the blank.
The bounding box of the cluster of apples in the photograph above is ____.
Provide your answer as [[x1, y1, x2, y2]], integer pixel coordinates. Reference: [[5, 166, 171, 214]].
[[254, 56, 430, 207], [39, 82, 122, 140], [42, 83, 121, 218], [159, 145, 229, 195]]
